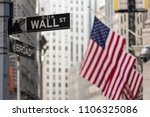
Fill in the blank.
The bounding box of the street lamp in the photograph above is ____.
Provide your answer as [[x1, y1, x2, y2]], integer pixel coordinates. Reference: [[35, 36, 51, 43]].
[[140, 45, 150, 63]]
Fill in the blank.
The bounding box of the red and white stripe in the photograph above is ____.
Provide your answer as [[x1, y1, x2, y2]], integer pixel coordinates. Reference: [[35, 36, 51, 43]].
[[103, 51, 136, 100], [123, 69, 143, 99], [80, 30, 125, 91]]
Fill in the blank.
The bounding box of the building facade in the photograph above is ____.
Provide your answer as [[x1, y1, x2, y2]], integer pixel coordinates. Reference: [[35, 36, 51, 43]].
[[105, 0, 114, 27], [142, 0, 150, 100], [9, 0, 39, 99], [40, 0, 103, 100], [68, 63, 107, 100]]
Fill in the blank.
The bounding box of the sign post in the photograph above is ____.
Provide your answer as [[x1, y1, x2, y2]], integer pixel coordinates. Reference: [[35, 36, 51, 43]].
[[0, 0, 11, 100]]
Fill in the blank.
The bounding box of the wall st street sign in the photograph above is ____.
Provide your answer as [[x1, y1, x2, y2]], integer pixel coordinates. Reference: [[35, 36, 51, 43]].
[[27, 13, 70, 32], [9, 37, 35, 60], [9, 13, 70, 34]]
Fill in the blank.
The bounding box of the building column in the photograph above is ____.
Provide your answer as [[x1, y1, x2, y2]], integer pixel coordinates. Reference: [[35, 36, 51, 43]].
[[142, 19, 150, 99], [0, 0, 11, 100]]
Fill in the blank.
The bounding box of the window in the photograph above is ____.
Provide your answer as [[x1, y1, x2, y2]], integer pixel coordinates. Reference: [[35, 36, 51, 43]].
[[59, 83, 61, 87], [47, 68, 49, 72], [53, 39, 55, 43], [53, 46, 55, 50], [53, 55, 55, 58], [65, 46, 68, 51], [137, 17, 139, 24], [53, 83, 55, 87], [65, 68, 68, 73], [76, 21, 78, 25], [71, 7, 73, 11], [53, 68, 55, 72], [81, 28, 84, 33], [76, 7, 78, 11], [59, 62, 61, 65], [124, 14, 126, 21], [81, 15, 83, 19], [47, 82, 49, 87], [59, 68, 61, 72], [81, 0, 83, 5], [53, 90, 55, 94], [76, 44, 78, 54], [76, 27, 78, 32], [53, 62, 55, 65], [124, 29, 126, 35], [53, 32, 55, 36], [47, 76, 49, 79], [59, 90, 61, 94], [59, 40, 61, 43], [121, 16, 123, 23], [46, 60, 49, 64], [140, 28, 142, 36], [65, 83, 68, 88], [81, 36, 84, 40], [140, 14, 142, 22], [71, 42, 73, 61], [65, 76, 68, 80], [58, 55, 61, 58], [121, 29, 123, 35], [41, 7, 44, 11], [76, 14, 78, 18], [76, 56, 78, 61], [81, 44, 84, 59]]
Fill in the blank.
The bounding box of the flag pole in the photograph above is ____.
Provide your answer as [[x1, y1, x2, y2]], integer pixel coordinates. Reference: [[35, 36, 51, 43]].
[[88, 6, 143, 50]]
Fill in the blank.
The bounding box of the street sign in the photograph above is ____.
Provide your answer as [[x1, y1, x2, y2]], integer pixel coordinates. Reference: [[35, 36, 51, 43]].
[[8, 13, 70, 34], [27, 13, 70, 32], [9, 37, 35, 60]]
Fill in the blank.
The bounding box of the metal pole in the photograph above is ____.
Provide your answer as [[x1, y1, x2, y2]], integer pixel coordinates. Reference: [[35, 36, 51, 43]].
[[128, 0, 136, 46], [0, 0, 11, 100], [17, 56, 20, 100]]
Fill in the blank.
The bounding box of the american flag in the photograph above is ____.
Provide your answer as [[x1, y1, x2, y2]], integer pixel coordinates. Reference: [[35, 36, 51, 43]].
[[80, 16, 125, 91], [123, 69, 143, 100], [102, 51, 136, 100]]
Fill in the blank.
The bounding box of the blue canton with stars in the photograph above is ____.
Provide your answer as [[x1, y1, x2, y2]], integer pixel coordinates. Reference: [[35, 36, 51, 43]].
[[90, 17, 110, 48]]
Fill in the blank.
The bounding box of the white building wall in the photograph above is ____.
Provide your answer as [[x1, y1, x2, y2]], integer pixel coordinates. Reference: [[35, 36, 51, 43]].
[[40, 0, 100, 100], [68, 63, 107, 100], [113, 13, 144, 48]]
